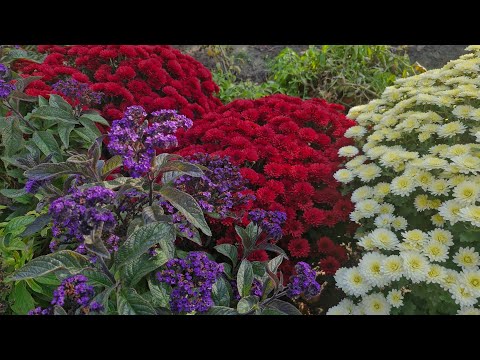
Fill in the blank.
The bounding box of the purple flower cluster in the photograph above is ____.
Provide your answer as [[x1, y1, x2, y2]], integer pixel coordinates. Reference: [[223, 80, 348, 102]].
[[49, 186, 116, 248], [52, 78, 103, 105], [24, 179, 47, 194], [175, 153, 254, 218], [28, 275, 102, 315], [248, 209, 287, 241], [0, 64, 15, 99], [156, 252, 223, 313], [107, 106, 193, 177], [230, 278, 263, 301], [286, 262, 321, 299]]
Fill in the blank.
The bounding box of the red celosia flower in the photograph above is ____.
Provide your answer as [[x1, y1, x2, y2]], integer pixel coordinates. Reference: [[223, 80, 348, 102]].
[[303, 208, 327, 227], [330, 245, 348, 264], [247, 250, 269, 262], [317, 236, 336, 254], [320, 256, 340, 275], [288, 238, 311, 258]]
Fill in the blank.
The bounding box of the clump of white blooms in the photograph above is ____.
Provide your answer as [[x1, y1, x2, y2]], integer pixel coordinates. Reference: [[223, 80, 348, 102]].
[[330, 46, 480, 315]]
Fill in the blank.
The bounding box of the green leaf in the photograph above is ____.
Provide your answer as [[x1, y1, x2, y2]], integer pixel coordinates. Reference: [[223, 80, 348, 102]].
[[214, 244, 238, 267], [157, 186, 211, 236], [120, 251, 169, 287], [38, 96, 49, 106], [245, 222, 260, 243], [206, 306, 238, 315], [53, 306, 68, 315], [117, 287, 156, 315], [78, 118, 102, 139], [4, 215, 35, 235], [160, 160, 204, 178], [235, 225, 253, 251], [58, 123, 75, 148], [237, 259, 254, 297], [251, 261, 266, 277], [258, 243, 289, 260], [9, 282, 35, 315], [49, 94, 73, 112], [154, 153, 183, 169], [31, 106, 78, 124], [31, 131, 62, 162], [148, 277, 171, 308], [81, 269, 114, 288], [80, 177, 142, 190], [79, 112, 110, 126], [20, 214, 52, 238], [24, 162, 86, 181], [268, 255, 284, 273], [0, 188, 27, 198], [91, 285, 116, 313], [212, 276, 232, 307], [237, 295, 259, 314], [260, 307, 287, 315], [221, 262, 233, 279], [266, 299, 302, 315], [7, 250, 89, 281], [102, 155, 123, 176], [116, 222, 175, 267], [1, 117, 24, 157]]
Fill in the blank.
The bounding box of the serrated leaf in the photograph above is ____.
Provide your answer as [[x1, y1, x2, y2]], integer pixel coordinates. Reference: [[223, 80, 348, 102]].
[[7, 250, 89, 281], [102, 155, 122, 176], [9, 282, 35, 315], [160, 160, 204, 179], [58, 123, 75, 148], [212, 276, 232, 307], [214, 244, 238, 267], [78, 118, 102, 139], [31, 131, 62, 162], [4, 215, 35, 235], [81, 269, 114, 288], [237, 259, 254, 297], [120, 251, 169, 287], [157, 186, 211, 236], [237, 295, 258, 314], [116, 222, 175, 267], [9, 91, 38, 102], [79, 112, 110, 126], [117, 287, 156, 315], [148, 277, 171, 308], [31, 106, 78, 124], [80, 177, 142, 190], [266, 299, 302, 315], [235, 225, 253, 251], [258, 243, 289, 260], [260, 307, 287, 315], [0, 188, 27, 198], [20, 214, 51, 238], [24, 161, 85, 181], [1, 117, 24, 157], [251, 261, 266, 277], [48, 94, 73, 112], [38, 96, 49, 106], [91, 285, 116, 313], [206, 306, 238, 315], [268, 255, 284, 273]]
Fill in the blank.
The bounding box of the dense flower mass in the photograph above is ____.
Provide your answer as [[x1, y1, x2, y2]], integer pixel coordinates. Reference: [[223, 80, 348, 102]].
[[107, 106, 193, 177], [49, 186, 116, 249], [177, 94, 356, 269], [0, 64, 15, 99], [15, 45, 221, 122], [156, 252, 223, 313], [52, 78, 103, 106], [287, 262, 322, 299], [28, 275, 102, 315], [331, 46, 480, 315], [248, 209, 287, 241]]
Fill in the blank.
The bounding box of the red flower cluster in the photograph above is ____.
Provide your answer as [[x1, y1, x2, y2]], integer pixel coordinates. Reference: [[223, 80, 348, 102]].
[[176, 94, 356, 275], [14, 45, 222, 121]]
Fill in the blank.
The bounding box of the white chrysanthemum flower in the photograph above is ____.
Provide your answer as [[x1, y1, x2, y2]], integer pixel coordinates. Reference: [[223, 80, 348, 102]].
[[402, 229, 428, 247], [360, 293, 391, 315], [438, 200, 464, 224], [350, 186, 374, 203], [459, 205, 480, 227], [451, 155, 480, 174], [359, 252, 389, 287], [428, 179, 450, 196], [381, 255, 404, 281], [345, 155, 367, 170], [355, 199, 381, 218], [400, 251, 429, 283], [422, 157, 449, 171], [429, 144, 450, 156], [440, 269, 460, 291], [356, 163, 382, 182], [378, 203, 395, 215], [431, 213, 446, 227], [344, 126, 367, 138], [338, 146, 359, 158], [450, 284, 478, 307], [414, 194, 431, 212], [422, 241, 449, 263], [380, 151, 403, 168], [457, 307, 480, 315], [370, 228, 399, 250], [453, 247, 480, 269], [373, 183, 391, 198], [386, 289, 404, 308], [391, 175, 416, 197], [415, 171, 434, 190], [333, 169, 355, 184], [326, 299, 356, 315], [452, 105, 476, 119], [349, 211, 362, 223], [374, 214, 395, 228], [341, 267, 373, 297], [447, 144, 470, 157], [358, 234, 376, 250], [453, 181, 479, 204], [448, 174, 467, 187], [462, 269, 480, 297], [429, 228, 454, 247], [425, 264, 447, 284], [391, 216, 408, 231]]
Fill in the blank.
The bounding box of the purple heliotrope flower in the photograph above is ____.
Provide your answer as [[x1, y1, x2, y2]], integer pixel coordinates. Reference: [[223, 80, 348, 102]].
[[48, 186, 116, 249], [52, 78, 103, 105], [248, 209, 287, 241], [28, 274, 102, 315], [0, 77, 15, 99], [230, 278, 263, 301], [107, 106, 193, 177], [156, 252, 223, 313], [286, 262, 321, 300]]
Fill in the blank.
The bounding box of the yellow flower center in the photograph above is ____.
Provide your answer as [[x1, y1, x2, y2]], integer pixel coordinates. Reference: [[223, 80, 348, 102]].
[[353, 275, 362, 284]]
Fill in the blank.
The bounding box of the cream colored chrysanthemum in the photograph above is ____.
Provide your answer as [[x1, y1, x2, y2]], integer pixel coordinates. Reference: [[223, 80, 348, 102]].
[[344, 126, 367, 139], [462, 269, 480, 297], [374, 214, 395, 228], [451, 155, 480, 174], [452, 105, 476, 119], [429, 144, 450, 156], [450, 284, 478, 307], [359, 252, 389, 287], [361, 293, 391, 315], [402, 229, 428, 247], [415, 171, 434, 190], [356, 163, 382, 182], [429, 229, 454, 247], [400, 251, 429, 283], [448, 174, 467, 187], [422, 157, 449, 171], [438, 200, 464, 224], [334, 169, 355, 184], [381, 255, 403, 281], [457, 307, 480, 315], [391, 216, 408, 231], [386, 289, 404, 308], [326, 299, 356, 315], [355, 199, 381, 218], [459, 205, 480, 227], [425, 264, 447, 284], [338, 146, 359, 158], [370, 228, 399, 250], [345, 155, 367, 170], [391, 175, 416, 197], [380, 151, 403, 168], [350, 186, 374, 203], [414, 194, 431, 212], [340, 267, 373, 297], [422, 241, 449, 263], [453, 181, 479, 204], [431, 213, 446, 227], [378, 203, 395, 215], [440, 269, 460, 291], [447, 144, 470, 157], [453, 247, 480, 269], [428, 179, 450, 196], [358, 234, 376, 250]]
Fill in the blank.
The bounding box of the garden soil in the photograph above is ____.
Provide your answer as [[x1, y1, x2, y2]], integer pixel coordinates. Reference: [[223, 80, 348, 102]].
[[174, 45, 468, 83]]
